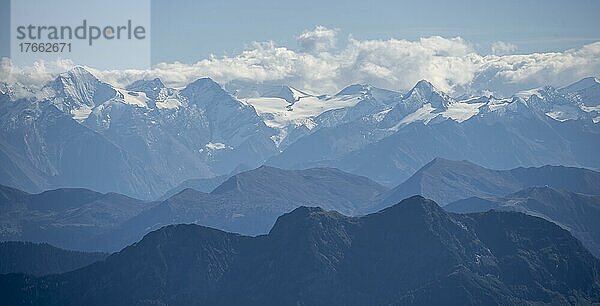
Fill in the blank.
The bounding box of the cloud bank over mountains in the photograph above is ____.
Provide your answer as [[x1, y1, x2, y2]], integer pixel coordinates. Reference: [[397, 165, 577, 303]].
[[2, 26, 599, 96]]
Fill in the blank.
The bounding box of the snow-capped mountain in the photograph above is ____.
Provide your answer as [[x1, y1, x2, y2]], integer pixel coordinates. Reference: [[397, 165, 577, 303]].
[[0, 89, 165, 198], [269, 78, 600, 185], [41, 67, 117, 120], [81, 75, 279, 192], [559, 76, 600, 106], [226, 82, 403, 147], [0, 67, 598, 198], [0, 68, 278, 199]]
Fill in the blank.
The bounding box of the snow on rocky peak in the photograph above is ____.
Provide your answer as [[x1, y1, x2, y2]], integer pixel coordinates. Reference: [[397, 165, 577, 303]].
[[517, 85, 597, 123], [559, 77, 600, 108], [403, 80, 453, 110], [44, 67, 117, 120], [335, 84, 373, 97], [559, 77, 600, 94], [181, 78, 232, 106], [126, 78, 165, 100], [125, 78, 183, 109]]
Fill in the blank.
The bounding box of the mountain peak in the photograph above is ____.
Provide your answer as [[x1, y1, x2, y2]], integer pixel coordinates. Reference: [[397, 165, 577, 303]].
[[378, 195, 442, 216], [268, 205, 343, 237], [402, 80, 451, 109], [287, 205, 327, 216], [126, 78, 165, 92], [210, 165, 294, 195], [46, 67, 116, 116], [406, 80, 441, 97], [181, 77, 230, 102], [58, 66, 98, 83], [423, 157, 473, 169], [125, 78, 166, 104], [335, 84, 373, 96], [560, 76, 600, 93], [414, 79, 435, 91], [185, 77, 221, 90]]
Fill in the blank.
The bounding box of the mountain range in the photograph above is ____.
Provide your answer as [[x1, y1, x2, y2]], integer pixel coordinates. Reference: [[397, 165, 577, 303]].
[[1, 166, 387, 251], [0, 184, 153, 251], [373, 157, 600, 209], [3, 158, 600, 254], [268, 79, 599, 186], [2, 196, 599, 305], [86, 166, 387, 251], [445, 186, 600, 256], [1, 69, 598, 199]]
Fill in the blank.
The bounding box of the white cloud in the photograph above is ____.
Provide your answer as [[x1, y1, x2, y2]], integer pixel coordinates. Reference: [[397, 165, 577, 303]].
[[1, 57, 76, 90], [472, 42, 600, 94], [491, 41, 518, 55], [2, 30, 599, 97], [297, 25, 338, 52]]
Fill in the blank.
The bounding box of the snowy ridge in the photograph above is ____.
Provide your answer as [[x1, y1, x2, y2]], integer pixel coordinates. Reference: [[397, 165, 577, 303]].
[[6, 67, 599, 150], [8, 67, 600, 144]]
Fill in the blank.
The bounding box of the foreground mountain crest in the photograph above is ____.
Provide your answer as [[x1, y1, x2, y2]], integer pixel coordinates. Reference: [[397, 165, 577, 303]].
[[2, 196, 599, 305]]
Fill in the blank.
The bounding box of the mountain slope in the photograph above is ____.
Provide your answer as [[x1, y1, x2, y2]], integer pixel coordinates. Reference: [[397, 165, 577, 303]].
[[2, 196, 599, 305], [158, 174, 229, 200], [0, 88, 165, 199], [445, 187, 600, 256], [0, 241, 107, 276], [83, 76, 279, 190], [0, 184, 153, 251], [93, 166, 388, 251], [373, 158, 600, 210]]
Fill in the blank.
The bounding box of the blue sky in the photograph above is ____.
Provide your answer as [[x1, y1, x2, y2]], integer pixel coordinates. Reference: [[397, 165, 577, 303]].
[[2, 0, 600, 64], [151, 0, 600, 63]]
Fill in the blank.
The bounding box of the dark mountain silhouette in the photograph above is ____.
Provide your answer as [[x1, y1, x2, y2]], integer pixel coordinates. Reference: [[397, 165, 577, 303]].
[[373, 158, 600, 211], [445, 186, 600, 256], [2, 196, 599, 305], [0, 241, 107, 276]]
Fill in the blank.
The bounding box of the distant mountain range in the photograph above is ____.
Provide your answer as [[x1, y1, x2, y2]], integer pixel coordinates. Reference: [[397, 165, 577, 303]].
[[0, 184, 153, 251], [88, 166, 387, 251], [1, 166, 387, 251], [1, 69, 598, 199], [3, 159, 600, 254], [371, 158, 600, 255], [373, 157, 600, 209], [0, 241, 107, 276], [2, 196, 599, 305]]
